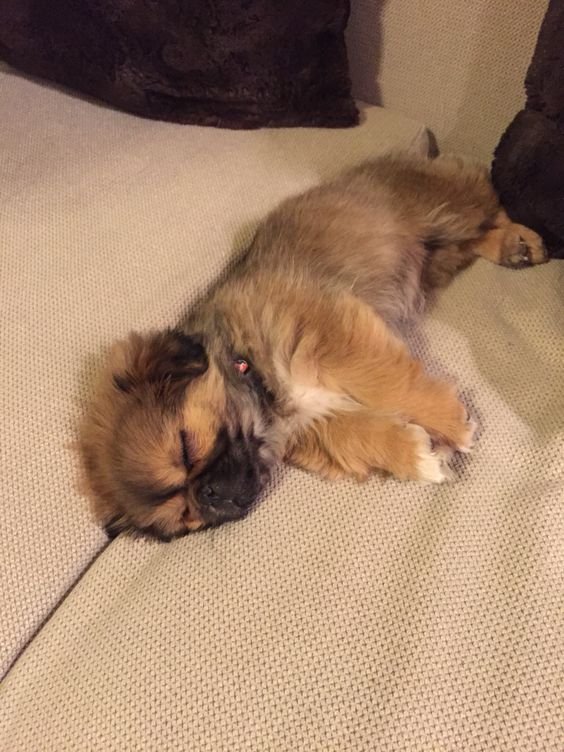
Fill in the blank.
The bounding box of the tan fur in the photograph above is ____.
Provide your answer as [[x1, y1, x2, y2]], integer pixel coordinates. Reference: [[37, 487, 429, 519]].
[[80, 152, 547, 540]]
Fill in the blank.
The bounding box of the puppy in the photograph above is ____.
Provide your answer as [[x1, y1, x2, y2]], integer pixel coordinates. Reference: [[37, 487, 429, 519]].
[[80, 152, 547, 541]]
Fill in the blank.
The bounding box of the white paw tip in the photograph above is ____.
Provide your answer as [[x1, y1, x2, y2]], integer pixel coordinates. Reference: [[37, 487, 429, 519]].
[[408, 424, 452, 484]]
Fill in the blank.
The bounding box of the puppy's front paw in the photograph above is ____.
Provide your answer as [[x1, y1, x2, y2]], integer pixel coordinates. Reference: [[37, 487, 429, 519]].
[[501, 224, 548, 268], [407, 424, 453, 484]]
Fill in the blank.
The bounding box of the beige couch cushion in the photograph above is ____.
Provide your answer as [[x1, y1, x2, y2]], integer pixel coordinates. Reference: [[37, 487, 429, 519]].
[[1, 263, 563, 751], [0, 64, 428, 677], [2, 65, 563, 752]]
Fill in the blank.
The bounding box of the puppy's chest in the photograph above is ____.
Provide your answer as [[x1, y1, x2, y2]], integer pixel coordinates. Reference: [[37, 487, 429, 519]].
[[284, 381, 357, 428]]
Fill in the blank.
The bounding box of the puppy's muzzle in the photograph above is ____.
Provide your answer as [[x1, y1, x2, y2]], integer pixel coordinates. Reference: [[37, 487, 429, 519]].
[[196, 440, 265, 523]]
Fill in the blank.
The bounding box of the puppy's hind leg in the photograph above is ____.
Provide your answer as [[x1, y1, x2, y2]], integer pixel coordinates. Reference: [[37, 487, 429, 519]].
[[421, 242, 476, 290], [400, 157, 499, 289]]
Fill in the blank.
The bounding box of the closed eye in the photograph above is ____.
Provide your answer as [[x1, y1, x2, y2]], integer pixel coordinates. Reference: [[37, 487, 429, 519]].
[[179, 429, 193, 471]]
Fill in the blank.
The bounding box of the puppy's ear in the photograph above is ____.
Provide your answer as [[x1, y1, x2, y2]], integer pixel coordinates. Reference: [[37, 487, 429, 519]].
[[143, 329, 208, 386], [110, 329, 208, 395]]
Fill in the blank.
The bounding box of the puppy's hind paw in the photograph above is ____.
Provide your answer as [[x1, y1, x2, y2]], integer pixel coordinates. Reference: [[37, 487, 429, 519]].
[[502, 225, 548, 268]]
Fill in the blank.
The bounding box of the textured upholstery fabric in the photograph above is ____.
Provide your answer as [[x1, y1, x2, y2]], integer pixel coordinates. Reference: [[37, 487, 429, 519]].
[[346, 0, 549, 160], [2, 65, 564, 751], [0, 64, 428, 678], [0, 0, 358, 128], [2, 263, 563, 750]]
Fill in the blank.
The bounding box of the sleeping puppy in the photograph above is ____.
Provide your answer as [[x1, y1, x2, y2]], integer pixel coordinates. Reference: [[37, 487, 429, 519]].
[[80, 152, 547, 541]]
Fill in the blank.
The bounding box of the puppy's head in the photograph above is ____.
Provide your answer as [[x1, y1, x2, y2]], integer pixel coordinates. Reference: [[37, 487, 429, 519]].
[[80, 329, 278, 541]]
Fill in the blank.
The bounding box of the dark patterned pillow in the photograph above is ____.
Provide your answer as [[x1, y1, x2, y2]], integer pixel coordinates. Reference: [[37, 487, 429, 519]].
[[0, 0, 358, 129], [492, 0, 564, 258]]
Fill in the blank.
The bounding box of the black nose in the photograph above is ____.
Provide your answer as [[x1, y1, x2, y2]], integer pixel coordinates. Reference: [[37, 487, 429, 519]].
[[200, 484, 224, 502], [196, 429, 267, 514], [197, 458, 261, 509], [199, 477, 251, 507]]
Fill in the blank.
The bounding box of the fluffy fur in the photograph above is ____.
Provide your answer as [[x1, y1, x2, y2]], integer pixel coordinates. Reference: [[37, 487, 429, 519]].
[[80, 152, 547, 541]]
